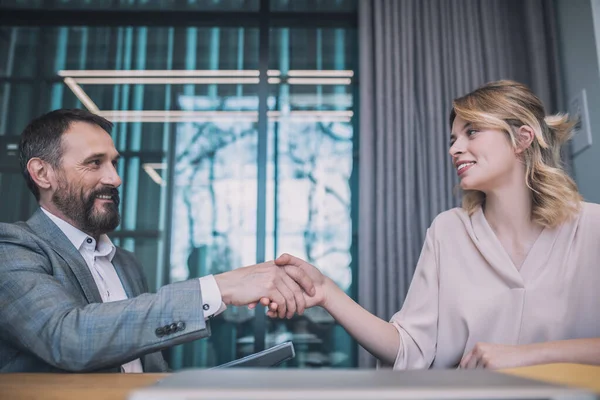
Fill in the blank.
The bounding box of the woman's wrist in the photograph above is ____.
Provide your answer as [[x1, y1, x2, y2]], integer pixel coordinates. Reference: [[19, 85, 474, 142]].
[[521, 342, 554, 366], [320, 276, 342, 311]]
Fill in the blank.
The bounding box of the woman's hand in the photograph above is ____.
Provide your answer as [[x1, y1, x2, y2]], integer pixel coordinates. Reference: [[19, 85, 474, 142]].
[[248, 253, 331, 318], [460, 342, 534, 369], [251, 252, 403, 365]]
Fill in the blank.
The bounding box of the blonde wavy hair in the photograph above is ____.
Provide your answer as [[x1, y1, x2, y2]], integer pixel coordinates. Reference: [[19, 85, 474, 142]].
[[449, 80, 582, 228]]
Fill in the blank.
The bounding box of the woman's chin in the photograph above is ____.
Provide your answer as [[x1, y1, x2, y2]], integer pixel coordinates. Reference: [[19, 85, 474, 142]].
[[459, 178, 479, 191]]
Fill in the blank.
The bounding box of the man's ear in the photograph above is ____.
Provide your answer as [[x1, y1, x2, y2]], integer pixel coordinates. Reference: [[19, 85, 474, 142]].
[[27, 158, 56, 191], [515, 125, 535, 154]]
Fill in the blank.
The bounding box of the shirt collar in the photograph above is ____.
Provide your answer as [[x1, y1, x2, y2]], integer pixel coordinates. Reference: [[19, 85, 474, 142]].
[[41, 207, 116, 261]]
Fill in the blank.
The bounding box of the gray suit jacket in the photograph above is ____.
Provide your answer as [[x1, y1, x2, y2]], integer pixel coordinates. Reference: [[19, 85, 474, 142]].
[[0, 209, 211, 372]]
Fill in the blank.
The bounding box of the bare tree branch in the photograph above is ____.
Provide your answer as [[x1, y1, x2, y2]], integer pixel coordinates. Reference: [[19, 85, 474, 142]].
[[317, 122, 352, 142], [312, 247, 348, 260]]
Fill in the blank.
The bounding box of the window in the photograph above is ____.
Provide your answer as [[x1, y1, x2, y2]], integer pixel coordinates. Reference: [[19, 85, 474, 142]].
[[0, 0, 358, 369]]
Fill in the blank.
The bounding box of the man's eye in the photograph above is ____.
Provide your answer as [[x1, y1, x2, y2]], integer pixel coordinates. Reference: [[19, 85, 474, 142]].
[[90, 160, 101, 166]]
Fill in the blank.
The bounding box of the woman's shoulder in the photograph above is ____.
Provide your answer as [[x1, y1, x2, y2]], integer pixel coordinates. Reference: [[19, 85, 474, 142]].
[[552, 201, 600, 239], [581, 201, 600, 215], [578, 201, 600, 226], [429, 207, 472, 234]]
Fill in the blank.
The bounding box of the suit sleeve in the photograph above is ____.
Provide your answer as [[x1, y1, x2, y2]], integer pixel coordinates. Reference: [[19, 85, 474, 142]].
[[0, 227, 211, 372]]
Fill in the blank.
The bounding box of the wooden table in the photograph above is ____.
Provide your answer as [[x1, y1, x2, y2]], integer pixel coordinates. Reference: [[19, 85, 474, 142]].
[[1, 364, 599, 400], [500, 363, 600, 394], [0, 373, 167, 400]]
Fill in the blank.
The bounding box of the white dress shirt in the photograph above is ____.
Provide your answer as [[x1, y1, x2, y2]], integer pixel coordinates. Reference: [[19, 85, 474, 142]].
[[41, 208, 226, 372]]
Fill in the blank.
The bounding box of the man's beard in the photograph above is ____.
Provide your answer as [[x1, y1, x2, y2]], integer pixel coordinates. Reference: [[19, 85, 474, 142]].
[[52, 179, 121, 237]]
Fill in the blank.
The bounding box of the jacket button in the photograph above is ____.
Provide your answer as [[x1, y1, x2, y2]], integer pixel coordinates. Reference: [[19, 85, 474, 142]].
[[155, 327, 165, 337], [203, 304, 210, 311], [169, 323, 178, 333], [176, 321, 186, 331]]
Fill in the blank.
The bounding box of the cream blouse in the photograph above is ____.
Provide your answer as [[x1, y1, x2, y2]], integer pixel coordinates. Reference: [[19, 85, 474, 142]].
[[389, 202, 600, 369]]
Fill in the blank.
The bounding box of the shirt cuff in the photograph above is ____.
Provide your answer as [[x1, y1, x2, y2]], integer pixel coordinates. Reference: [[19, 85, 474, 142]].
[[198, 275, 227, 319]]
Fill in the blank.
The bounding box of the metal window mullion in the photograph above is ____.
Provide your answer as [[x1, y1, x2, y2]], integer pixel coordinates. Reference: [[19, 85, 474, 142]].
[[253, 0, 270, 354], [156, 26, 175, 291]]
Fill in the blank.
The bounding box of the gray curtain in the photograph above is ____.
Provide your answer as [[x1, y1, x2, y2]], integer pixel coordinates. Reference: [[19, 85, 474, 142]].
[[357, 0, 564, 368]]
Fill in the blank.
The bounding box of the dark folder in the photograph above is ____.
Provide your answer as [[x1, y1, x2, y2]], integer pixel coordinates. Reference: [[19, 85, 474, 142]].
[[212, 341, 295, 369]]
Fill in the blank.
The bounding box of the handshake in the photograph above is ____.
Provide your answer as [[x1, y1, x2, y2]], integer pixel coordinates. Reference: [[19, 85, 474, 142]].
[[213, 254, 332, 319]]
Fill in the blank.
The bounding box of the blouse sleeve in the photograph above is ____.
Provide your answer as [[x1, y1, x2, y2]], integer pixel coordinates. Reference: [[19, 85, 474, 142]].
[[388, 225, 440, 369]]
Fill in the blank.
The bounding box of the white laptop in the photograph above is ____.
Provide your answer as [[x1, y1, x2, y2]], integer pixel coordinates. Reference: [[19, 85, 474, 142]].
[[129, 368, 597, 400]]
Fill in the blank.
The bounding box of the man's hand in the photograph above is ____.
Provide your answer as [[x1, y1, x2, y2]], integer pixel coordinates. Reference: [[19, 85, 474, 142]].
[[214, 261, 316, 319], [250, 253, 331, 318], [459, 342, 534, 369]]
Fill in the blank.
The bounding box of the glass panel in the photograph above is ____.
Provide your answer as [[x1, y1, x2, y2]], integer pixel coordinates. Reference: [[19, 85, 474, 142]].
[[270, 0, 357, 12], [0, 26, 260, 78], [0, 27, 39, 78], [49, 82, 81, 111], [0, 85, 38, 220], [168, 80, 261, 368], [0, 4, 358, 371], [0, 24, 263, 369], [0, 0, 260, 11], [265, 27, 357, 367], [1, 83, 37, 135], [0, 171, 38, 222], [169, 115, 260, 366]]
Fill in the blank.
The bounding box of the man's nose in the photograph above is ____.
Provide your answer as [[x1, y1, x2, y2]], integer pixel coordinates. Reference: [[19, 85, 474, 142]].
[[101, 164, 122, 187]]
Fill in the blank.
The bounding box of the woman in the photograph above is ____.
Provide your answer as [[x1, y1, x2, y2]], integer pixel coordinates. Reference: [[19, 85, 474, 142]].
[[256, 80, 600, 369]]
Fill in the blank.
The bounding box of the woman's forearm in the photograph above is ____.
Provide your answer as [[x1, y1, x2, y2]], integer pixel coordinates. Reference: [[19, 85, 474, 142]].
[[322, 278, 400, 365], [526, 338, 600, 366]]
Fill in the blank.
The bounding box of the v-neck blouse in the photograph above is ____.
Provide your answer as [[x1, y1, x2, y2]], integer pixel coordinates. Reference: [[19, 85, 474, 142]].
[[389, 202, 600, 369]]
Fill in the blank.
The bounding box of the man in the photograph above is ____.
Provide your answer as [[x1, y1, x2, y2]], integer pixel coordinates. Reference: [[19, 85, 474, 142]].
[[0, 109, 314, 373]]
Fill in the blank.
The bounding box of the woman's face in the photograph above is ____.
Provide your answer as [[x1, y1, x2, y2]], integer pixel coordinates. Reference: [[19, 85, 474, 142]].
[[449, 116, 520, 192]]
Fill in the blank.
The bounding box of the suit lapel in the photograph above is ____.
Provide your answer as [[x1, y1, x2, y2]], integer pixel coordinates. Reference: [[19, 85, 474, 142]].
[[26, 210, 162, 373], [111, 251, 158, 372], [111, 251, 142, 298], [26, 209, 103, 304]]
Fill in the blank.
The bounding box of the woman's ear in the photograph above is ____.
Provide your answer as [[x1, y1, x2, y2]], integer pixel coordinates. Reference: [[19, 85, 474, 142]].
[[515, 125, 535, 154]]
